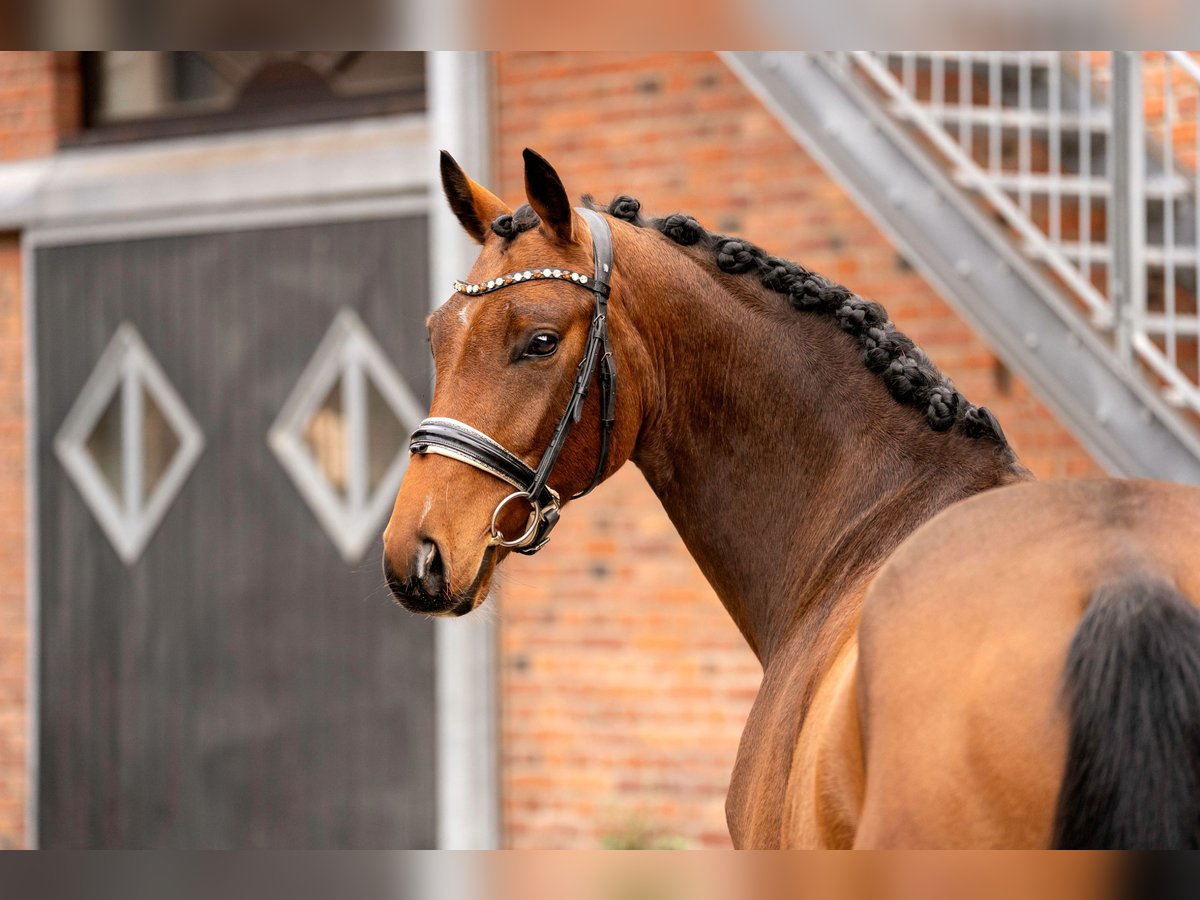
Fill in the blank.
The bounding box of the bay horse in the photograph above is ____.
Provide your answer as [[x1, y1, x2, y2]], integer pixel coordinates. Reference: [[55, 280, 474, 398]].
[[383, 148, 1200, 849]]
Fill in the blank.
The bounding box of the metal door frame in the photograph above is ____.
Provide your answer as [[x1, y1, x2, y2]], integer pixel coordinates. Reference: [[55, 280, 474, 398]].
[[19, 51, 500, 848]]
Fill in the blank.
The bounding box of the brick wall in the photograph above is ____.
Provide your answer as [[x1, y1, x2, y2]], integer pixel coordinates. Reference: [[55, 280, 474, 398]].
[[0, 51, 77, 850], [493, 51, 1105, 849], [0, 52, 79, 161]]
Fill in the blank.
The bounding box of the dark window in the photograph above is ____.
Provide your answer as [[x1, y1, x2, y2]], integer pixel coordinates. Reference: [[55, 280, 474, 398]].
[[75, 52, 425, 145]]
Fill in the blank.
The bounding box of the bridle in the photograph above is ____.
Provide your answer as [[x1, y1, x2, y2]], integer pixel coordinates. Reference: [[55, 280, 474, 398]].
[[408, 207, 616, 555]]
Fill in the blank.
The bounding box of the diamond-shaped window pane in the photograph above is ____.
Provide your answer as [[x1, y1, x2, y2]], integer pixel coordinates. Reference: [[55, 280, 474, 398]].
[[269, 309, 425, 562], [143, 383, 182, 498], [85, 389, 124, 499], [55, 324, 205, 565], [367, 377, 409, 495], [304, 380, 348, 500]]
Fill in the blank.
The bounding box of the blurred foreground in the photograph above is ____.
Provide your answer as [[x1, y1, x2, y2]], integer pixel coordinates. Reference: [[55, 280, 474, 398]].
[[6, 0, 1200, 49], [0, 852, 1191, 900]]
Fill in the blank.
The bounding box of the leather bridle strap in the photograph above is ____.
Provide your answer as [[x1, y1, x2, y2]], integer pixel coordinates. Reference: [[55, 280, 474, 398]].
[[408, 207, 616, 555], [409, 417, 552, 498]]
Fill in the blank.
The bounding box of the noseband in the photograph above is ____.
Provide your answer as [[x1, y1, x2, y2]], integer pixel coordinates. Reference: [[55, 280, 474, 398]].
[[408, 208, 616, 555]]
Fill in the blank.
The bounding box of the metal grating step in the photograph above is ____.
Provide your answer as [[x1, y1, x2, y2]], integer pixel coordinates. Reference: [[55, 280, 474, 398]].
[[1027, 241, 1200, 268], [895, 103, 1112, 133], [955, 171, 1192, 200]]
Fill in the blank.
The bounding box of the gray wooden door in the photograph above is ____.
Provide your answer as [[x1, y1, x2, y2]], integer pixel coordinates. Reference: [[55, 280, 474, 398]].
[[35, 218, 437, 848]]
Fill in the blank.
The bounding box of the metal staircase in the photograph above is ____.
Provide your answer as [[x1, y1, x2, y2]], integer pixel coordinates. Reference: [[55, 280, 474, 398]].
[[724, 51, 1200, 484]]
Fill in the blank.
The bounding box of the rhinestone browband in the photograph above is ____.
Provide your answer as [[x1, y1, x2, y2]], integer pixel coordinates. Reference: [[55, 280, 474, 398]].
[[452, 267, 590, 296]]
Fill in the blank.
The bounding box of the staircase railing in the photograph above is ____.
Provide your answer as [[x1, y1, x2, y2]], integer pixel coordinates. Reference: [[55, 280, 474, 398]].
[[839, 51, 1200, 417], [1139, 51, 1200, 410]]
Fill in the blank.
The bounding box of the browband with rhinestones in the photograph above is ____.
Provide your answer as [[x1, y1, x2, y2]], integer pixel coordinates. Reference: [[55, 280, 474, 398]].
[[452, 267, 589, 296]]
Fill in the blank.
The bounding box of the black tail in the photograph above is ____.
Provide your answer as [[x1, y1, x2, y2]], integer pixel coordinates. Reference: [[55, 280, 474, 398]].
[[1053, 575, 1200, 849]]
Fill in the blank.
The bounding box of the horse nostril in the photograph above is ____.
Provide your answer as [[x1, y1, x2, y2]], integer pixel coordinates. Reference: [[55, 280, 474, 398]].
[[383, 556, 405, 595], [416, 539, 446, 597]]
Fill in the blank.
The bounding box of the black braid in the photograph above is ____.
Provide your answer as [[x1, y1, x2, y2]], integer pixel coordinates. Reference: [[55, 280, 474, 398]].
[[925, 387, 961, 433], [491, 214, 519, 239], [963, 405, 1007, 443], [491, 204, 540, 239], [659, 213, 705, 246], [579, 195, 1009, 446], [606, 194, 643, 224], [715, 238, 764, 274]]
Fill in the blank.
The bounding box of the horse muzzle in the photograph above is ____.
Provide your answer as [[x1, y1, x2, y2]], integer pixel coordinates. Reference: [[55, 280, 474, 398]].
[[383, 542, 476, 617]]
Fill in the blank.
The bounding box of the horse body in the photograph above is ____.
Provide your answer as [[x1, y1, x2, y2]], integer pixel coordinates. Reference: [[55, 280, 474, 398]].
[[385, 149, 1200, 848], [858, 479, 1200, 848], [718, 478, 1200, 849]]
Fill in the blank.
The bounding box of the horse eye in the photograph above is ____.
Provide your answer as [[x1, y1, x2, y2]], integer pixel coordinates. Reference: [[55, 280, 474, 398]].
[[524, 332, 559, 359]]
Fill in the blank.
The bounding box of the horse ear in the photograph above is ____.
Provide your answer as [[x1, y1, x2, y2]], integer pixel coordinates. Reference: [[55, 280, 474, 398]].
[[523, 148, 574, 244], [440, 150, 511, 244]]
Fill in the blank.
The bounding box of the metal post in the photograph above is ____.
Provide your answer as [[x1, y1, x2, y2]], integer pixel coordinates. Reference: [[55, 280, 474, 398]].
[[958, 52, 971, 155], [428, 51, 503, 851], [1048, 54, 1061, 248], [1110, 51, 1145, 367], [1079, 53, 1093, 291], [1018, 55, 1031, 216], [1163, 53, 1177, 369], [988, 53, 1000, 175]]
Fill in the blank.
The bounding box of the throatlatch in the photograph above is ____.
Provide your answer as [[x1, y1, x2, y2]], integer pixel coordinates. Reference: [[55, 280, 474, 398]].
[[409, 207, 616, 554]]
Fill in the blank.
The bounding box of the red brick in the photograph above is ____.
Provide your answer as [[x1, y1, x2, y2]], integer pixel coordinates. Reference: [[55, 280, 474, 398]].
[[0, 52, 77, 852]]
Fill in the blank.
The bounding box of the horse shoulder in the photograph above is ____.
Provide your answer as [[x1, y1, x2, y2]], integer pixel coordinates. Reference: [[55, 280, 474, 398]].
[[781, 636, 864, 848]]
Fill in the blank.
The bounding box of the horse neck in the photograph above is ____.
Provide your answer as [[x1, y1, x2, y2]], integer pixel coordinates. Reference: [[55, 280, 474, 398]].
[[617, 236, 1027, 668]]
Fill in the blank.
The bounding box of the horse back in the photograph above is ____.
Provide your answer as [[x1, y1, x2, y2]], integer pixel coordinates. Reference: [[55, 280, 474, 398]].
[[852, 478, 1200, 848]]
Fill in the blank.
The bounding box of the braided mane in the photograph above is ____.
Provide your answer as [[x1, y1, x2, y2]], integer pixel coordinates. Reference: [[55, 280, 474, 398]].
[[491, 196, 1009, 446]]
